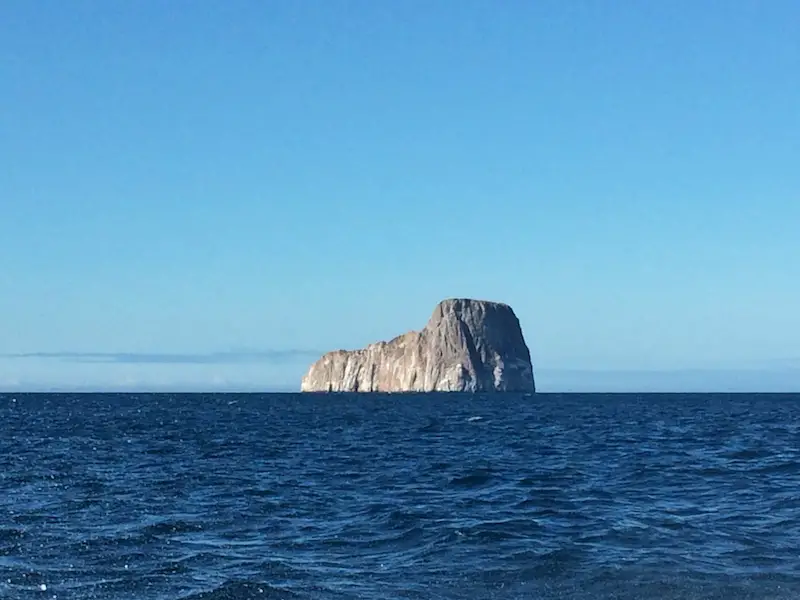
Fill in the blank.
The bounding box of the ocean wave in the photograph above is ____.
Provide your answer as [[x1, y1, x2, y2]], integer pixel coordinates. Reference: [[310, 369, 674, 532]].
[[2, 392, 800, 599]]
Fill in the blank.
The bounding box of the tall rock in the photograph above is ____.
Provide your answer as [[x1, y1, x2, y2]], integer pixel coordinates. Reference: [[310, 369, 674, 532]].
[[300, 298, 535, 393]]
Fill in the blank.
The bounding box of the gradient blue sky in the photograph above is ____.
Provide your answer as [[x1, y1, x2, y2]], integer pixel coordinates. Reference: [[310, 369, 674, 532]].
[[2, 1, 798, 391]]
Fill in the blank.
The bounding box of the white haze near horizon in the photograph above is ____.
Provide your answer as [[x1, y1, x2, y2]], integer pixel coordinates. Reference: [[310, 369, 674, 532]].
[[1, 354, 797, 393]]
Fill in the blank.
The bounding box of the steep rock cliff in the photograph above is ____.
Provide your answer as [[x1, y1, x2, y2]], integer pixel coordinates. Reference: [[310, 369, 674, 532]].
[[300, 298, 535, 393]]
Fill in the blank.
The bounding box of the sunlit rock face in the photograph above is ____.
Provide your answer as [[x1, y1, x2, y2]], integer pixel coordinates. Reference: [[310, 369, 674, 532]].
[[300, 298, 535, 393]]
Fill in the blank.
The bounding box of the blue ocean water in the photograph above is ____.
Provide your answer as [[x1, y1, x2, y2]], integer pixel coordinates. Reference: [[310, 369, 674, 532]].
[[1, 393, 800, 599]]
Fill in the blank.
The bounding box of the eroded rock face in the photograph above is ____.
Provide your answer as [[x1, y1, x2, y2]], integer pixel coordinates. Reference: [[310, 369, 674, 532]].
[[300, 298, 535, 393]]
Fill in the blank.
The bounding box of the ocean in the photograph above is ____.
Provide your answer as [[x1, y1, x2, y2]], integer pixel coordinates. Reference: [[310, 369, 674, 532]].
[[1, 392, 799, 599]]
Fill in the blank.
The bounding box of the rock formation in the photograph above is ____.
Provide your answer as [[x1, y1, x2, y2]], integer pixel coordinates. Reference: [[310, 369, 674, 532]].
[[300, 298, 535, 393]]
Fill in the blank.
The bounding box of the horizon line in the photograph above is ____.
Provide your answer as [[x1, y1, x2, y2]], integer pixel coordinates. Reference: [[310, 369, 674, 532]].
[[1, 388, 798, 395]]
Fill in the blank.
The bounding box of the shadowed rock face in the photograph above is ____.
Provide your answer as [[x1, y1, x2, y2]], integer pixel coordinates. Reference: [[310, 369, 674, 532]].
[[300, 298, 535, 393]]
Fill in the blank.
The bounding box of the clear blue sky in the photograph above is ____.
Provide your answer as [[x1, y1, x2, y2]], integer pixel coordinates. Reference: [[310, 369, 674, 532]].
[[2, 1, 798, 391]]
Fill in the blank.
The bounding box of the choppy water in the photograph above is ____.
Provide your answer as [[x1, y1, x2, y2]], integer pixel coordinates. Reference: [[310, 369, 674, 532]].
[[2, 393, 800, 599]]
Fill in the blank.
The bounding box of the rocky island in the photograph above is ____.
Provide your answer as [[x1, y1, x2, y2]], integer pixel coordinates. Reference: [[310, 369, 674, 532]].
[[300, 298, 535, 393]]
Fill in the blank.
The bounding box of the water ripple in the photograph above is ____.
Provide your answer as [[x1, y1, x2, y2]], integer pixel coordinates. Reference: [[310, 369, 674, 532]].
[[1, 392, 800, 599]]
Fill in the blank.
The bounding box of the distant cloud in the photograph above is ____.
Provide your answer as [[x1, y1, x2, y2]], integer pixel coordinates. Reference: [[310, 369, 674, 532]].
[[1, 349, 322, 365]]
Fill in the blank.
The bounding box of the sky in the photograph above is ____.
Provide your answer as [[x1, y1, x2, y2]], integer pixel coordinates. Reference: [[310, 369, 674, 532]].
[[2, 1, 798, 392]]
